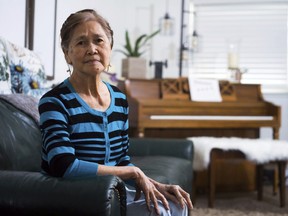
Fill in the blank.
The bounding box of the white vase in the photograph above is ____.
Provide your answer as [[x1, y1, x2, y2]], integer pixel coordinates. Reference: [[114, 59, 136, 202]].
[[121, 57, 147, 79]]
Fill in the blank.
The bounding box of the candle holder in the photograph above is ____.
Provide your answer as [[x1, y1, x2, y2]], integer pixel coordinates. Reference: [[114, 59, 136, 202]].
[[229, 68, 248, 83], [227, 40, 241, 82]]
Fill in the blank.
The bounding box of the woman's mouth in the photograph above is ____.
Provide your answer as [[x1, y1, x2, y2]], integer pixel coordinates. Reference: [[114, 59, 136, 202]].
[[85, 59, 100, 64]]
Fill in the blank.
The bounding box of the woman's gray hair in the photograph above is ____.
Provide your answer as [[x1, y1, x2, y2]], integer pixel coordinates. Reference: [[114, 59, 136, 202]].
[[60, 9, 114, 53]]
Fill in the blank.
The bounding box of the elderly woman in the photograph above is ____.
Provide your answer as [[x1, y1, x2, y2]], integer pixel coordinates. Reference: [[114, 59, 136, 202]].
[[38, 9, 192, 216]]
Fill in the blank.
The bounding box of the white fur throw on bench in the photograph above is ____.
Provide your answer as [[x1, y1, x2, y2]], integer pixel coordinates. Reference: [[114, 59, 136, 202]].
[[187, 137, 288, 171]]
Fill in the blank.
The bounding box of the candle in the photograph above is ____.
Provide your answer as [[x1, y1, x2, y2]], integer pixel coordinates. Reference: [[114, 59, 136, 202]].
[[228, 52, 239, 69]]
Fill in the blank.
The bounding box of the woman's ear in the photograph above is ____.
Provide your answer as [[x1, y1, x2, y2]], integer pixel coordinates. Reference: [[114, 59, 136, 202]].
[[64, 51, 72, 65]]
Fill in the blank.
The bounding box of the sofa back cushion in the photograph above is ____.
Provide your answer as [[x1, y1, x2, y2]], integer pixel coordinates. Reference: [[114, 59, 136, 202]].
[[0, 96, 42, 171]]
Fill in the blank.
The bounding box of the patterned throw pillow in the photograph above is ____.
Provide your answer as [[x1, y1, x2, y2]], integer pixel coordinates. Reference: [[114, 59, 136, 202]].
[[5, 40, 46, 96], [0, 37, 12, 94]]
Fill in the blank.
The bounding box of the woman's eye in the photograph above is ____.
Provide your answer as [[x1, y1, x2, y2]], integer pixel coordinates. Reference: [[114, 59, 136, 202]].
[[95, 38, 104, 44], [77, 41, 85, 45]]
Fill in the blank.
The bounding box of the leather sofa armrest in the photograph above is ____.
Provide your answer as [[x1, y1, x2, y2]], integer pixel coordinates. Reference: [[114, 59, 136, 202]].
[[0, 171, 126, 216], [128, 138, 194, 161]]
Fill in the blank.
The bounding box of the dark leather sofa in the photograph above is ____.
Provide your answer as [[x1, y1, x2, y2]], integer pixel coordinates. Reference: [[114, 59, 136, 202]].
[[0, 94, 194, 215]]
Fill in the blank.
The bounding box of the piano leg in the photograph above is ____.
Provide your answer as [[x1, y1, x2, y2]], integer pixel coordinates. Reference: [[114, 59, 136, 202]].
[[273, 127, 280, 139]]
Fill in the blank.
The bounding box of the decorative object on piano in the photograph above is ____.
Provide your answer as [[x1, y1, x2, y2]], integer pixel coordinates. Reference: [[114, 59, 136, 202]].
[[227, 40, 248, 83], [149, 60, 168, 79], [188, 78, 222, 102], [227, 41, 240, 83], [161, 78, 190, 100], [230, 68, 248, 83], [116, 29, 160, 79], [227, 41, 240, 70], [159, 0, 175, 36]]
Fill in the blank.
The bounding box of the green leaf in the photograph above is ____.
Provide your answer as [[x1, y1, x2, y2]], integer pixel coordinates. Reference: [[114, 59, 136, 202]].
[[125, 30, 133, 56], [116, 29, 160, 57], [143, 29, 161, 44], [134, 34, 147, 56]]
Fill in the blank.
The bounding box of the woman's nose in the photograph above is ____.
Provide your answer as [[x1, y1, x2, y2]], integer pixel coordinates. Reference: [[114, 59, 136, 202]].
[[87, 43, 98, 55]]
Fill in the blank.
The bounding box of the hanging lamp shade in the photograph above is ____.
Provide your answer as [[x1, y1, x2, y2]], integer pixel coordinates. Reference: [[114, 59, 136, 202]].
[[191, 30, 199, 51], [160, 12, 175, 36], [159, 0, 174, 36]]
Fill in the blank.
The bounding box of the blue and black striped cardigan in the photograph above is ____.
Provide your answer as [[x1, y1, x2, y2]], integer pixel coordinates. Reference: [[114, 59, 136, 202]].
[[38, 78, 131, 178]]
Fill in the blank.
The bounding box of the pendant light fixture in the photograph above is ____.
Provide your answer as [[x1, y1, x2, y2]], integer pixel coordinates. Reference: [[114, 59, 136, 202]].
[[159, 0, 175, 36], [192, 9, 199, 51]]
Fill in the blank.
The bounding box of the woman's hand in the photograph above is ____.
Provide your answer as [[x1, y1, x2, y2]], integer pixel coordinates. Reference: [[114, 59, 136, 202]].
[[149, 178, 193, 210], [133, 167, 170, 215], [97, 165, 193, 214]]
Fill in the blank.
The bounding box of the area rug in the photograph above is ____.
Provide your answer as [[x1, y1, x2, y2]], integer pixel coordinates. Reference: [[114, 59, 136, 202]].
[[189, 186, 288, 216]]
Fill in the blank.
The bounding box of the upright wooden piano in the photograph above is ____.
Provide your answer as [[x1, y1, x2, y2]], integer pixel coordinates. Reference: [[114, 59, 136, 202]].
[[118, 78, 281, 140], [118, 78, 282, 193]]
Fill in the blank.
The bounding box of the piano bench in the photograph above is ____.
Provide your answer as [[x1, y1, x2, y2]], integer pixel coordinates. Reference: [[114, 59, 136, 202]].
[[209, 148, 287, 208], [188, 137, 288, 208]]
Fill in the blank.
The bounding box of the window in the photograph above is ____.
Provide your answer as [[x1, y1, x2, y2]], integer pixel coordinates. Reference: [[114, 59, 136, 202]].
[[188, 3, 288, 93]]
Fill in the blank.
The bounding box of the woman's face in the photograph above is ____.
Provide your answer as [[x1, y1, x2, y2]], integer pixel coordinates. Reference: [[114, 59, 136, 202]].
[[65, 20, 112, 77]]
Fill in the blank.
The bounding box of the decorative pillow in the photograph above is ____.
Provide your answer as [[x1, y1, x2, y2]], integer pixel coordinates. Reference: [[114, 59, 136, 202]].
[[5, 39, 46, 96], [0, 37, 12, 94]]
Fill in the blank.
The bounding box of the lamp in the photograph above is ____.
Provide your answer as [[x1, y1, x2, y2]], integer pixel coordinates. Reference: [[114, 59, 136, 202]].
[[188, 9, 199, 52], [159, 0, 175, 36]]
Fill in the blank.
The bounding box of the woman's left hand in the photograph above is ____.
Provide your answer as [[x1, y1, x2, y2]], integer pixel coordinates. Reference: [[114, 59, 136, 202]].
[[149, 178, 193, 210]]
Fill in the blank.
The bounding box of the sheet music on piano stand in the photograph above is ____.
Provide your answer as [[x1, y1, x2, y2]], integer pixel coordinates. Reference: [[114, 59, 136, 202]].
[[188, 78, 222, 102]]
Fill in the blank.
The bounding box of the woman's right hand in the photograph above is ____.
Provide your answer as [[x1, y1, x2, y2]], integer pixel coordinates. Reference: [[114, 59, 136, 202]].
[[97, 165, 170, 214], [132, 167, 170, 215]]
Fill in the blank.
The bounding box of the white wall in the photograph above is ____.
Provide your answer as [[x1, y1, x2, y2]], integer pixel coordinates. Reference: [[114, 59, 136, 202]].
[[0, 0, 25, 45], [0, 0, 287, 141], [51, 0, 182, 83]]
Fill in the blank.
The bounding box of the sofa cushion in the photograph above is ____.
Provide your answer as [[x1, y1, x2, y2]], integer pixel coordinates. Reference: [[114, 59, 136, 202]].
[[131, 156, 193, 195], [0, 99, 42, 171]]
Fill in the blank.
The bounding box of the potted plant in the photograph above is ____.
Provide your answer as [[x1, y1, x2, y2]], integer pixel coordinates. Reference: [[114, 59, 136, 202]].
[[117, 29, 160, 79]]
